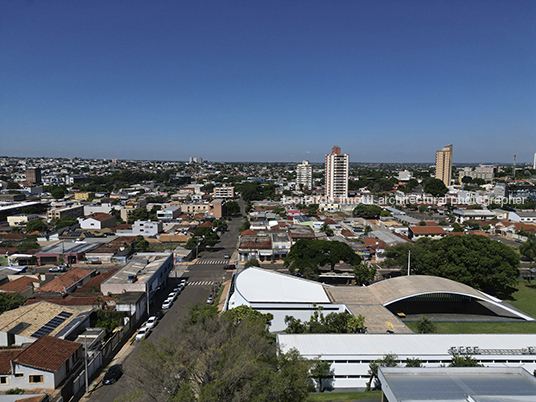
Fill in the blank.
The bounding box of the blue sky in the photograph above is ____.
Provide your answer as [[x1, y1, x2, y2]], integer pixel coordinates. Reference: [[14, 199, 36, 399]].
[[1, 0, 535, 163]]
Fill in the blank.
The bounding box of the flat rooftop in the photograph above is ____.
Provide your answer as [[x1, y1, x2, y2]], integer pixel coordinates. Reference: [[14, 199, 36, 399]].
[[103, 254, 171, 285]]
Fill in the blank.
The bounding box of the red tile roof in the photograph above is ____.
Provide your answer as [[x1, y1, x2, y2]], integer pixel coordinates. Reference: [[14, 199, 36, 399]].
[[0, 276, 41, 293], [0, 349, 24, 374], [15, 396, 48, 402], [13, 335, 81, 372], [409, 226, 447, 235], [362, 238, 388, 250], [87, 213, 113, 222], [25, 295, 114, 307], [74, 269, 118, 293], [1, 233, 25, 240], [240, 229, 257, 236], [35, 268, 94, 293]]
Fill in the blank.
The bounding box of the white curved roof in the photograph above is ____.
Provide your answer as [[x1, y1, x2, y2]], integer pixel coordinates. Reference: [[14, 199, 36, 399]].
[[233, 267, 330, 303]]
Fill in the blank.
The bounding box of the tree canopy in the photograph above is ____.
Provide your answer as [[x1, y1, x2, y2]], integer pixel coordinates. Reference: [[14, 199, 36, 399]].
[[225, 200, 240, 216], [130, 304, 314, 401], [352, 204, 383, 219], [285, 310, 365, 334], [284, 240, 360, 279], [352, 262, 377, 285], [424, 178, 448, 196], [384, 235, 519, 297], [25, 220, 47, 233]]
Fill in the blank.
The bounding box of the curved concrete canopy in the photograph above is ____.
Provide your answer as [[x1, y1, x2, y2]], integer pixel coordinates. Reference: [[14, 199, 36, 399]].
[[367, 275, 534, 322]]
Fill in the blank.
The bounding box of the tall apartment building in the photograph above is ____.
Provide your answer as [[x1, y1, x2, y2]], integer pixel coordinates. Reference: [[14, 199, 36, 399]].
[[325, 146, 349, 199], [296, 160, 313, 191], [213, 185, 235, 198], [435, 144, 453, 187], [25, 168, 42, 185]]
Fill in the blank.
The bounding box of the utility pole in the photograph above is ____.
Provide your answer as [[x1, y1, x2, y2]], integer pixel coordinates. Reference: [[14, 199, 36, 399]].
[[513, 154, 517, 182], [84, 335, 88, 393], [407, 250, 411, 276]]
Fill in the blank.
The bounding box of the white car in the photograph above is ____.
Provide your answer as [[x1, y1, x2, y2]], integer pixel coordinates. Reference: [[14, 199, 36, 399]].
[[180, 279, 187, 285], [136, 326, 150, 341], [146, 316, 158, 329], [162, 298, 173, 309], [168, 291, 178, 300]]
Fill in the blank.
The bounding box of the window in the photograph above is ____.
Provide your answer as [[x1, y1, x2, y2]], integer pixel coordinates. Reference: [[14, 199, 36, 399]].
[[14, 373, 23, 378], [0, 376, 8, 384], [29, 375, 43, 383]]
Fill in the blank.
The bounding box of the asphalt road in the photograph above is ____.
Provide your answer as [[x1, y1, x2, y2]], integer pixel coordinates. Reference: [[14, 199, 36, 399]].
[[86, 212, 243, 402]]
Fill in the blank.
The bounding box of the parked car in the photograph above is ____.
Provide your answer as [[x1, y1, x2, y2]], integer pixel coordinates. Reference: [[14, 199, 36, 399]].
[[146, 316, 159, 329], [102, 364, 122, 385], [180, 278, 187, 285], [49, 264, 67, 272], [223, 264, 236, 270], [206, 296, 213, 305], [173, 285, 183, 293], [136, 326, 151, 341], [162, 298, 173, 309], [168, 291, 179, 300], [224, 253, 231, 259]]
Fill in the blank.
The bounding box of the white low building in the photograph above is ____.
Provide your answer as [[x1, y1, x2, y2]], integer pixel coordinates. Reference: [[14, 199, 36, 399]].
[[278, 333, 536, 391]]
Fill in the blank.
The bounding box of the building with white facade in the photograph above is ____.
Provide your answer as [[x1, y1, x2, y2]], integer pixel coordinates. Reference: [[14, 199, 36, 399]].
[[213, 185, 235, 198], [278, 333, 536, 390], [325, 146, 349, 200], [296, 160, 313, 191]]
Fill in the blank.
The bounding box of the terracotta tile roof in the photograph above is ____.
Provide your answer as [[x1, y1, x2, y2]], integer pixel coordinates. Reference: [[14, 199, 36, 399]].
[[199, 221, 213, 228], [25, 295, 113, 307], [179, 214, 190, 220], [111, 224, 132, 231], [0, 276, 41, 293], [193, 213, 205, 219], [87, 213, 113, 222], [0, 247, 19, 255], [239, 239, 272, 250], [1, 233, 26, 240], [323, 218, 337, 225], [15, 396, 48, 402], [240, 229, 257, 236], [35, 268, 94, 293], [0, 349, 23, 374], [75, 269, 118, 293], [409, 226, 447, 235], [362, 238, 388, 250], [13, 335, 81, 372]]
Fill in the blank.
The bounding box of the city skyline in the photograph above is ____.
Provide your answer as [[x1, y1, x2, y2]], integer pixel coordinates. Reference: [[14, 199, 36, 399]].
[[1, 1, 535, 163]]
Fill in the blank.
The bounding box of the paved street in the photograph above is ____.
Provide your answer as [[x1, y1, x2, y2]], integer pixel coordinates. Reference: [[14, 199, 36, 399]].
[[84, 211, 243, 402]]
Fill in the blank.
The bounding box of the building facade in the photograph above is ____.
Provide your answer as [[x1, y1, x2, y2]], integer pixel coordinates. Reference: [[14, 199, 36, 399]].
[[25, 168, 42, 185], [435, 144, 453, 186], [325, 146, 349, 199], [296, 160, 313, 191], [213, 185, 235, 198]]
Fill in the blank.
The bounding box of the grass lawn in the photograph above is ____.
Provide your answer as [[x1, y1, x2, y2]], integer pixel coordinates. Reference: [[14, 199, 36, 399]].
[[406, 280, 536, 334], [309, 391, 381, 401]]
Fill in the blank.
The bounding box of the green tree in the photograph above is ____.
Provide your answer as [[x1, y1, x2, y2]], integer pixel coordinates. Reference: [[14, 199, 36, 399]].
[[55, 216, 77, 230], [310, 359, 332, 392], [128, 208, 149, 224], [225, 200, 240, 216], [405, 358, 423, 367], [416, 316, 435, 334], [244, 258, 261, 268], [323, 241, 360, 271], [320, 222, 334, 237], [131, 304, 313, 401], [384, 236, 519, 297], [352, 262, 376, 285], [25, 220, 47, 233], [306, 204, 319, 216], [367, 353, 398, 391], [0, 293, 26, 314], [449, 355, 481, 367], [520, 238, 536, 263], [353, 204, 383, 219], [285, 310, 365, 334], [51, 187, 66, 199], [424, 178, 448, 197], [134, 236, 149, 252]]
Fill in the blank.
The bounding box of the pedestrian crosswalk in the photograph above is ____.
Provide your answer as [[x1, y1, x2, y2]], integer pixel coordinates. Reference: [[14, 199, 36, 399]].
[[188, 280, 216, 286], [195, 259, 229, 265]]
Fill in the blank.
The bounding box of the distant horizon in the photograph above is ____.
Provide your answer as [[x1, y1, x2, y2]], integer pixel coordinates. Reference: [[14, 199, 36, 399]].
[[1, 1, 535, 163], [1, 153, 534, 167]]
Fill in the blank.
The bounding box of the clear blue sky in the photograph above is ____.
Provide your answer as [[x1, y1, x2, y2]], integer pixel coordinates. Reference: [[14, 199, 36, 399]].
[[1, 0, 535, 163]]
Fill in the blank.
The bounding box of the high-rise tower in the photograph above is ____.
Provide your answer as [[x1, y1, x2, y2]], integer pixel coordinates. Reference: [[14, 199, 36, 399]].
[[435, 145, 453, 187], [325, 146, 349, 199], [296, 160, 313, 191]]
